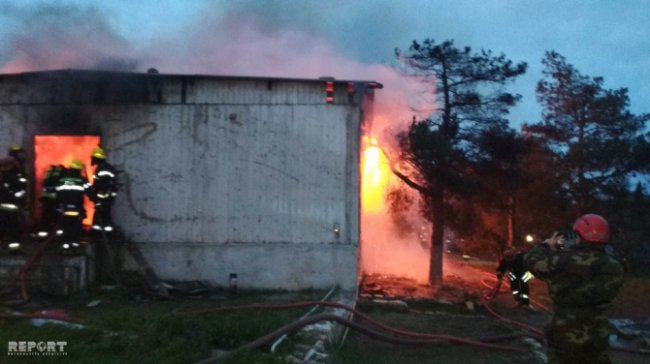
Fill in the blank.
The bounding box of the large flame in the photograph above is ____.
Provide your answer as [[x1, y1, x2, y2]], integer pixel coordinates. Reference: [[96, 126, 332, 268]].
[[360, 134, 431, 283], [361, 136, 391, 214]]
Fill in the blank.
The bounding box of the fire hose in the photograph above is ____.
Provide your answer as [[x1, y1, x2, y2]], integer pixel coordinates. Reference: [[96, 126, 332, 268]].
[[0, 228, 59, 303], [481, 271, 551, 313], [269, 285, 337, 352], [480, 271, 509, 293], [184, 300, 533, 364], [193, 312, 530, 364], [482, 273, 505, 301], [189, 280, 650, 362], [481, 279, 545, 337]]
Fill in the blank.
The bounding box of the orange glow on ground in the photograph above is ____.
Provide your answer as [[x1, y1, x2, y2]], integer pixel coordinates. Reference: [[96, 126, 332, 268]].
[[34, 135, 100, 226], [361, 136, 391, 214]]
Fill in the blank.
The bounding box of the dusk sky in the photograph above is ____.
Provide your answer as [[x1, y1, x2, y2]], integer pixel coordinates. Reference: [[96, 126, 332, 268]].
[[1, 0, 648, 129]]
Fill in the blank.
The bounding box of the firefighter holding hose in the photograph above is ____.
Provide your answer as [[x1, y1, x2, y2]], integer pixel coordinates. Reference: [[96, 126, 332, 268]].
[[524, 214, 624, 364]]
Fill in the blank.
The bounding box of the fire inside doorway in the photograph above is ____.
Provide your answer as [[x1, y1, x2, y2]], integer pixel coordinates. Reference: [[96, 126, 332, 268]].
[[34, 135, 100, 226]]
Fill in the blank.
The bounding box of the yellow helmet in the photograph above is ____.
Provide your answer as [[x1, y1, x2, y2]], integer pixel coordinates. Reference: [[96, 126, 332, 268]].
[[91, 147, 106, 159], [69, 159, 84, 170]]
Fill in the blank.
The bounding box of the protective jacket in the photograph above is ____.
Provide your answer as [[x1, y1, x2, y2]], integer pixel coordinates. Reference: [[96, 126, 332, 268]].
[[41, 165, 63, 201], [90, 160, 118, 200], [0, 156, 27, 249], [524, 242, 624, 364], [36, 165, 64, 237], [497, 252, 533, 304], [0, 157, 27, 211], [90, 160, 118, 232], [56, 169, 90, 215]]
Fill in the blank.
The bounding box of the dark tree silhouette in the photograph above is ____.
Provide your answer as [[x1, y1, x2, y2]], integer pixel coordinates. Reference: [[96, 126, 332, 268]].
[[473, 128, 532, 248], [527, 51, 649, 216], [392, 39, 526, 286]]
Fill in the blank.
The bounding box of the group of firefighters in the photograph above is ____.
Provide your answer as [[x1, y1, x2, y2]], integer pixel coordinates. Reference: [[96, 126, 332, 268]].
[[0, 144, 118, 254]]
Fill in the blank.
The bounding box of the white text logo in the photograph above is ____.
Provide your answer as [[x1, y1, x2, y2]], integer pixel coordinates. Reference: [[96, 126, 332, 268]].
[[7, 341, 68, 356]]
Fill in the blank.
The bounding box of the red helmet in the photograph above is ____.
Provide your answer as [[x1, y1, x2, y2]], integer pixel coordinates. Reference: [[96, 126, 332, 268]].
[[572, 214, 610, 244]]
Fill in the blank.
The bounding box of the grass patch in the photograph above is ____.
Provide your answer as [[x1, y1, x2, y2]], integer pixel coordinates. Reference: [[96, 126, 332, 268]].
[[1, 288, 329, 363]]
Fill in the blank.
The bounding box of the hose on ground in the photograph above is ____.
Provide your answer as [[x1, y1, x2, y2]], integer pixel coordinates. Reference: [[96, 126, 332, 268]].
[[181, 300, 534, 344], [482, 275, 504, 301], [192, 312, 530, 364], [481, 297, 544, 337], [270, 285, 337, 352], [182, 300, 532, 356]]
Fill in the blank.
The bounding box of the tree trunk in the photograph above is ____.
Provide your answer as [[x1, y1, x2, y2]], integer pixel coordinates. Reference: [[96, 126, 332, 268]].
[[429, 188, 444, 288], [576, 120, 586, 216], [507, 195, 514, 247]]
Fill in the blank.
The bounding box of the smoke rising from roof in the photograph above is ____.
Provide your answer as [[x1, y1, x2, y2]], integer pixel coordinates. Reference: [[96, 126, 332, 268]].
[[0, 4, 138, 72], [0, 3, 433, 133]]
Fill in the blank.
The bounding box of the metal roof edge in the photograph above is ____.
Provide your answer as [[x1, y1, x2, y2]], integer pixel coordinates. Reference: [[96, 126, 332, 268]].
[[0, 69, 384, 89]]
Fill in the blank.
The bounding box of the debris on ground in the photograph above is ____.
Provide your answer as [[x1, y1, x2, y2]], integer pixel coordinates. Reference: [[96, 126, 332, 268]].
[[86, 299, 101, 307]]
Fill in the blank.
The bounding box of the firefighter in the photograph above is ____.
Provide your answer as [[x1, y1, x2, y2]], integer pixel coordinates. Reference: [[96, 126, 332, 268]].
[[0, 145, 28, 253], [496, 248, 533, 306], [524, 214, 624, 364], [55, 159, 91, 251], [35, 164, 64, 239], [89, 147, 118, 234]]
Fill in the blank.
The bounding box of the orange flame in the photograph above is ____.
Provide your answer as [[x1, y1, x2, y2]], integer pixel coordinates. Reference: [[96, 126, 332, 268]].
[[361, 136, 391, 214], [360, 134, 431, 283]]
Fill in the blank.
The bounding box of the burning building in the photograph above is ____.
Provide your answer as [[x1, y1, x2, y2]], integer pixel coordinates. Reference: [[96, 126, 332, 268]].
[[0, 69, 381, 291]]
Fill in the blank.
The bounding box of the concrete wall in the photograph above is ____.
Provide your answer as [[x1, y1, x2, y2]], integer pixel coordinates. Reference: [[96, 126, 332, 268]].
[[0, 70, 375, 290]]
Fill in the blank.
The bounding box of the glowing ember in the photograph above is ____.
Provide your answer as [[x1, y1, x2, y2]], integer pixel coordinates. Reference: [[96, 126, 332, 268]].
[[34, 135, 100, 226], [361, 136, 391, 213]]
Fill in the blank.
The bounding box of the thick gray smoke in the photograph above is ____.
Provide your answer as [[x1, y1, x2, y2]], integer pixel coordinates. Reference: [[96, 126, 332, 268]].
[[0, 3, 138, 72]]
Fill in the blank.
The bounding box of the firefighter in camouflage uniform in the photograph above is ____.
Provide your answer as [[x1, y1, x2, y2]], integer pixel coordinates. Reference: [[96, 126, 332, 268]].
[[523, 214, 624, 364]]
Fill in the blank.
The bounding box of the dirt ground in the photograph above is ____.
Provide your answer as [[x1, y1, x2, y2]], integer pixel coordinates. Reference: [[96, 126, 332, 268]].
[[334, 255, 650, 364]]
